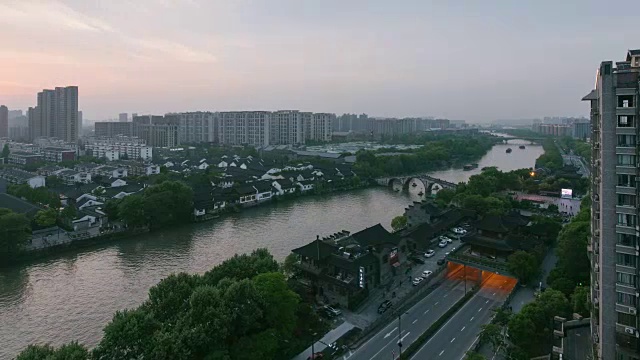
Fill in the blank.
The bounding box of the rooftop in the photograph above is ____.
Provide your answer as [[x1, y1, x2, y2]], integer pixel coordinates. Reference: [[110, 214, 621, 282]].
[[291, 239, 339, 261], [350, 223, 398, 247]]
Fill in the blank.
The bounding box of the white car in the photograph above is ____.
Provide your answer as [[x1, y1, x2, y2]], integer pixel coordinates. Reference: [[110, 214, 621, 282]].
[[452, 227, 467, 235], [421, 270, 433, 278], [440, 235, 453, 243], [412, 277, 424, 286], [424, 249, 435, 258], [438, 240, 448, 248]]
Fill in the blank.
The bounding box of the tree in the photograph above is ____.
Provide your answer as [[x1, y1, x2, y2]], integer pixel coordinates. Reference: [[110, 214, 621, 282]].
[[1, 143, 9, 161], [118, 195, 146, 227], [282, 253, 300, 279], [61, 205, 78, 222], [478, 323, 504, 353], [252, 272, 300, 336], [464, 350, 487, 360], [507, 251, 539, 284], [571, 286, 590, 317], [35, 208, 58, 228], [16, 344, 55, 360], [391, 215, 408, 232], [92, 308, 161, 360], [0, 208, 31, 260]]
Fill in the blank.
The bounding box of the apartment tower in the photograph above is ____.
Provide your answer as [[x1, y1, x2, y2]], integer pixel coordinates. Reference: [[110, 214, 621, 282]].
[[583, 49, 640, 360], [29, 86, 78, 142], [0, 105, 8, 138]]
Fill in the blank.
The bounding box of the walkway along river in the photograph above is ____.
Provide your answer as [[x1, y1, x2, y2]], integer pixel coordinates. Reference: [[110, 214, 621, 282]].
[[0, 139, 543, 359]]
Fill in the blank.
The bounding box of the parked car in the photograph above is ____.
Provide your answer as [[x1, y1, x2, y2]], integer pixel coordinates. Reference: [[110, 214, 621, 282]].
[[412, 277, 424, 286], [424, 249, 435, 258], [438, 240, 448, 248], [421, 270, 433, 278], [378, 300, 393, 314], [437, 258, 446, 266], [411, 256, 425, 264], [323, 305, 342, 317], [452, 227, 467, 235]]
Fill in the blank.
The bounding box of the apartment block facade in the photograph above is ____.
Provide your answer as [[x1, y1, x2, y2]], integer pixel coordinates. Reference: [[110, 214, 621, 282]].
[[95, 122, 133, 138], [28, 86, 78, 142], [133, 115, 180, 148], [0, 105, 8, 138], [175, 111, 217, 144], [583, 49, 640, 360]]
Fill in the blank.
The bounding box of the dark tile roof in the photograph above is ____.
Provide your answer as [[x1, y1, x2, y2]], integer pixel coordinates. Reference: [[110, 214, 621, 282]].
[[0, 193, 41, 216], [351, 224, 399, 247], [404, 208, 471, 246], [275, 178, 295, 188], [50, 184, 99, 200], [292, 239, 339, 261], [298, 179, 315, 186], [475, 212, 528, 233], [463, 235, 514, 252], [252, 181, 273, 193], [420, 202, 443, 216], [235, 184, 257, 195], [327, 252, 377, 272]]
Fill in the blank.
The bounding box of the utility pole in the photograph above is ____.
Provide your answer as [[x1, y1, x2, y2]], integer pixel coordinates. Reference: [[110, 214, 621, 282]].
[[397, 312, 402, 357], [463, 264, 467, 295]]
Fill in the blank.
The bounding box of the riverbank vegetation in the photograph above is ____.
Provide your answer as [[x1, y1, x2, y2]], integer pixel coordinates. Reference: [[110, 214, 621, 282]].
[[354, 134, 499, 178], [0, 208, 32, 262], [16, 249, 329, 360]]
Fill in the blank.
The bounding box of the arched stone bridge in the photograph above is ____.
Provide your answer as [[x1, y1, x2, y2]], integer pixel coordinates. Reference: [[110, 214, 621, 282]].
[[375, 174, 457, 196]]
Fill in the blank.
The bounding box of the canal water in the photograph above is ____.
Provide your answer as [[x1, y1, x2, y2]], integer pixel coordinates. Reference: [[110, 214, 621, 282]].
[[0, 139, 543, 359]]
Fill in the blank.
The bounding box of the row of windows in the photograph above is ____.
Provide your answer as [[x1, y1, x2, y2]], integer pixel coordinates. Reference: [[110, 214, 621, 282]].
[[618, 155, 636, 166], [618, 272, 637, 286], [618, 213, 637, 227], [618, 115, 636, 128], [618, 292, 637, 306], [618, 233, 638, 247], [618, 194, 637, 207], [617, 253, 637, 267], [619, 174, 637, 187], [618, 135, 637, 147]]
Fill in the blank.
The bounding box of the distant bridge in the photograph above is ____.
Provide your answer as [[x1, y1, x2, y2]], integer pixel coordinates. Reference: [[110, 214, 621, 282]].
[[375, 174, 457, 196]]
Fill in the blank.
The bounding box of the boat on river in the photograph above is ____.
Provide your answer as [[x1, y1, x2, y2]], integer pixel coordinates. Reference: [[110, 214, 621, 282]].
[[418, 191, 424, 196], [506, 148, 512, 153], [463, 163, 479, 171], [519, 145, 526, 149]]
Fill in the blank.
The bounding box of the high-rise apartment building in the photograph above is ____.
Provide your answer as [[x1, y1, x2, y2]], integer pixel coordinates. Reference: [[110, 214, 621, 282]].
[[583, 49, 640, 360], [306, 113, 334, 142], [94, 122, 133, 138], [218, 111, 270, 147], [175, 111, 217, 144], [134, 115, 180, 147], [119, 113, 128, 122], [78, 110, 83, 138], [0, 105, 8, 138], [270, 110, 304, 145], [28, 86, 78, 142]]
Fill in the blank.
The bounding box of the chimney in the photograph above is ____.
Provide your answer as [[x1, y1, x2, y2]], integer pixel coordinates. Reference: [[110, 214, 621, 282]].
[[316, 235, 320, 241]]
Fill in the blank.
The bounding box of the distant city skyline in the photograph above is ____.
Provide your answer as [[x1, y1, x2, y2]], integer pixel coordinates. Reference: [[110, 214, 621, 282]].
[[2, 1, 640, 121]]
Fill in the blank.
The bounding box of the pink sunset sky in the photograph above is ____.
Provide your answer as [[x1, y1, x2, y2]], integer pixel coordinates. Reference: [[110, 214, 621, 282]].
[[1, 0, 640, 121]]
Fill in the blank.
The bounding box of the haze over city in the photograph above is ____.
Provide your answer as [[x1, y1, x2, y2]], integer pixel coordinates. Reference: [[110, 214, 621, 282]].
[[1, 0, 640, 121]]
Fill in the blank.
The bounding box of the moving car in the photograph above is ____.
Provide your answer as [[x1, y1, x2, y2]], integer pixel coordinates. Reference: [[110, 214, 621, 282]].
[[378, 300, 393, 314], [424, 249, 435, 258], [412, 277, 424, 286], [437, 258, 446, 266], [421, 270, 433, 278], [323, 305, 342, 317], [438, 240, 448, 248]]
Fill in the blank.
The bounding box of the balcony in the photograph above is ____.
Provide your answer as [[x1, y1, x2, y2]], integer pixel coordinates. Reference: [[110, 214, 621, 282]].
[[295, 261, 323, 275]]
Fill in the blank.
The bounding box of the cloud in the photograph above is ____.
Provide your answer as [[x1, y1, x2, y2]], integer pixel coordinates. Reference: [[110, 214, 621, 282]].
[[130, 38, 217, 63], [0, 1, 114, 32]]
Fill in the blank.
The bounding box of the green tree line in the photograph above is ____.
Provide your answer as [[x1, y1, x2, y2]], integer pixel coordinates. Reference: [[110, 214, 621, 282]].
[[16, 249, 327, 360]]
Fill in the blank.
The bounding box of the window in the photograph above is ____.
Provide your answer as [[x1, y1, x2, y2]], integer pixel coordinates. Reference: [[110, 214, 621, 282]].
[[618, 311, 637, 326], [617, 253, 637, 267], [618, 115, 635, 127], [618, 174, 637, 187], [619, 95, 635, 108], [618, 213, 637, 227], [618, 155, 637, 166], [618, 292, 638, 306], [618, 194, 637, 207], [618, 135, 637, 147], [618, 233, 638, 247], [618, 272, 637, 286]]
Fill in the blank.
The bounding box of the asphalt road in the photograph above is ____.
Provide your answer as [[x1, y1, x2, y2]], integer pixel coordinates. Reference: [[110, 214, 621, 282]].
[[344, 270, 468, 360], [410, 273, 517, 360]]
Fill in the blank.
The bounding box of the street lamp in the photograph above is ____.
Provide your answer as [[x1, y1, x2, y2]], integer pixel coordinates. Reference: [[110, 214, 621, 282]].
[[310, 332, 317, 359], [397, 311, 409, 358]]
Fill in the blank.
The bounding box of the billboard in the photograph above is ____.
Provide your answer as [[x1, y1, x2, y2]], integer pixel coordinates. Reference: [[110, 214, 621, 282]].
[[561, 188, 573, 199], [389, 247, 399, 265], [359, 266, 366, 288]]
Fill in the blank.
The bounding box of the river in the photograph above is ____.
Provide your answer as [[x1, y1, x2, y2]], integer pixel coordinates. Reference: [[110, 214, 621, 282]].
[[0, 139, 543, 359]]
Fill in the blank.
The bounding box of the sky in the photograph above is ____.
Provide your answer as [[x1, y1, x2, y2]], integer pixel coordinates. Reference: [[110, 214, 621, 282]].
[[1, 0, 640, 122]]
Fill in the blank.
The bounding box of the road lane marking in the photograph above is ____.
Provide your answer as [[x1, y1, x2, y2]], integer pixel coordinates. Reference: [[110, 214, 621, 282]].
[[439, 350, 445, 356], [424, 309, 429, 314], [493, 292, 497, 295], [384, 327, 398, 339], [435, 301, 439, 305], [478, 307, 483, 312], [486, 300, 489, 303], [444, 293, 448, 297], [412, 319, 417, 324], [461, 326, 466, 331], [470, 316, 475, 321], [401, 332, 411, 341], [450, 337, 456, 343]]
